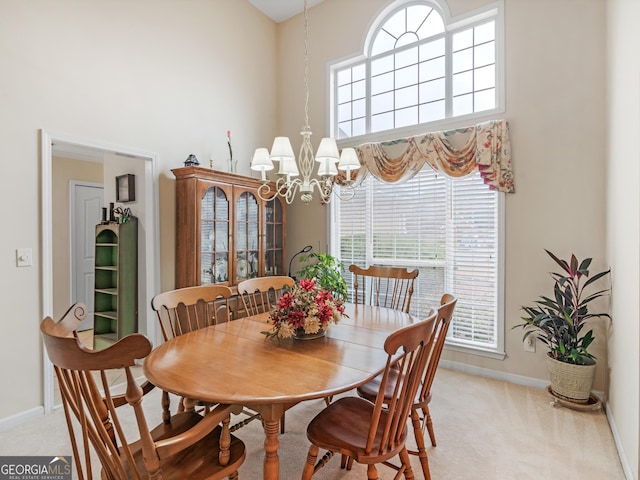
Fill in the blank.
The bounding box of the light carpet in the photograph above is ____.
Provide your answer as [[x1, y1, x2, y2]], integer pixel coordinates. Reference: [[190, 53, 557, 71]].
[[0, 368, 624, 479]]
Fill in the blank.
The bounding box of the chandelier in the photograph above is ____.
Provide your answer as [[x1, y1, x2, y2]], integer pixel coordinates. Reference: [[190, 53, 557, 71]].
[[250, 0, 360, 205]]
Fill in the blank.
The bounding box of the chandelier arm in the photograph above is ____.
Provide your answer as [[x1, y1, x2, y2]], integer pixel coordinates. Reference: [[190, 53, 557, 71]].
[[330, 183, 356, 202], [255, 182, 280, 202]]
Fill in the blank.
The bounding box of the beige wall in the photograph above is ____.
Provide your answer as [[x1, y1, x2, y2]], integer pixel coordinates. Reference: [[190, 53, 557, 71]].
[[0, 0, 277, 420], [51, 156, 104, 320], [606, 0, 640, 477], [2, 0, 636, 470]]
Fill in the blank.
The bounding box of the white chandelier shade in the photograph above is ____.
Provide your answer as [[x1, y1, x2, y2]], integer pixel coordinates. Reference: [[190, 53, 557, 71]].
[[250, 148, 274, 181]]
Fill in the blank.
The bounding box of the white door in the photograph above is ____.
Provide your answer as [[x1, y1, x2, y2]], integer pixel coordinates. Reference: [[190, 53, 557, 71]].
[[72, 183, 104, 331]]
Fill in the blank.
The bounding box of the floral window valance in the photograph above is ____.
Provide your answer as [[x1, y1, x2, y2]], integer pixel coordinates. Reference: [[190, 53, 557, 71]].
[[348, 120, 514, 193]]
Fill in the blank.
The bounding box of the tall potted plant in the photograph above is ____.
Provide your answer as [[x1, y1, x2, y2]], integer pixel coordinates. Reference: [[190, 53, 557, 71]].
[[296, 252, 348, 302], [514, 250, 611, 404]]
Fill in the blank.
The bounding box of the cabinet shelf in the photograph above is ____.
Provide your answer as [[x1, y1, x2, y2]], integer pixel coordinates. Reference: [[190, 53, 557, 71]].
[[95, 287, 117, 295], [95, 310, 118, 320]]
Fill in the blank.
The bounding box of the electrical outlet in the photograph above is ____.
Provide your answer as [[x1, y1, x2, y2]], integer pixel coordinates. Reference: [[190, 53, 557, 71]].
[[524, 336, 536, 353]]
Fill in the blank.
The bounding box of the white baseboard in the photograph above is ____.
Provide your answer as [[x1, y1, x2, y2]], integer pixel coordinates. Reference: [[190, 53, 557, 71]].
[[440, 359, 606, 403], [605, 401, 634, 480], [0, 406, 44, 432]]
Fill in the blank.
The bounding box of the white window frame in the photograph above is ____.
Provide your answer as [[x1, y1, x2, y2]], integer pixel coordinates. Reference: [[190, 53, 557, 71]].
[[329, 0, 505, 144]]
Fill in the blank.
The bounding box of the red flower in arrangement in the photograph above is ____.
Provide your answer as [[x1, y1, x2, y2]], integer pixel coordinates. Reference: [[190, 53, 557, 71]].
[[262, 280, 347, 339], [299, 279, 316, 291], [277, 293, 294, 309]]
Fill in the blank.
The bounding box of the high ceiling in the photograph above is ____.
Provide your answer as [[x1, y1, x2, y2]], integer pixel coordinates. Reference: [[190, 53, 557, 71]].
[[247, 0, 327, 23]]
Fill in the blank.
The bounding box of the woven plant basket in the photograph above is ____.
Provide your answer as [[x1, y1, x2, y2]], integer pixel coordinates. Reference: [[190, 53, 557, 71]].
[[546, 354, 596, 404]]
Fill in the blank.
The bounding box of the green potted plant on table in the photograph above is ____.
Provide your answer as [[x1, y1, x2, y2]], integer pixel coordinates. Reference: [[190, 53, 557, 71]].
[[514, 250, 611, 404], [296, 252, 348, 302]]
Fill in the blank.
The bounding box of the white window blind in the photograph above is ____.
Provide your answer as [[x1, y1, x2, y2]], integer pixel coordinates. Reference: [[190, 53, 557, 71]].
[[333, 168, 499, 350]]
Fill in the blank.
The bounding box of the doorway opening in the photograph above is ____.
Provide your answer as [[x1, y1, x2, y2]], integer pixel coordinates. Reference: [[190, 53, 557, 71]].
[[41, 130, 160, 413]]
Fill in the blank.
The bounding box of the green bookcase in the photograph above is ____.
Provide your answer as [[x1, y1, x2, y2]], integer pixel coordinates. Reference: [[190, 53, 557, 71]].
[[93, 217, 138, 350]]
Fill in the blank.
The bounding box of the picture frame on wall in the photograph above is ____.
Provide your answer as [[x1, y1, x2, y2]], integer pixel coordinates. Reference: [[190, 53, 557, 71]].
[[116, 174, 135, 203]]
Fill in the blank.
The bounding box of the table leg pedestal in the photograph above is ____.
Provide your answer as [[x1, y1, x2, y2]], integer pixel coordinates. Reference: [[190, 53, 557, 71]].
[[263, 419, 280, 480], [254, 403, 296, 480]]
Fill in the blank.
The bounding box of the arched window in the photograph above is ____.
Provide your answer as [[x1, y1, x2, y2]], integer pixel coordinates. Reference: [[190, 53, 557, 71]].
[[333, 0, 502, 139]]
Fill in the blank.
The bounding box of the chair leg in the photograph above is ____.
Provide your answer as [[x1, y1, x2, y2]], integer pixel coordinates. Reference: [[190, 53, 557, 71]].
[[398, 447, 415, 480], [424, 405, 437, 446], [161, 390, 171, 424], [280, 412, 285, 434], [182, 397, 196, 412], [411, 409, 431, 480], [366, 464, 379, 480], [302, 444, 319, 480], [219, 415, 231, 466]]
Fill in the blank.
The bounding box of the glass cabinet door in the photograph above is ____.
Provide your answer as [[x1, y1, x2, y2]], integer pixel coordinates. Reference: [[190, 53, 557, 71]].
[[235, 191, 260, 281], [201, 186, 230, 284], [264, 197, 284, 276]]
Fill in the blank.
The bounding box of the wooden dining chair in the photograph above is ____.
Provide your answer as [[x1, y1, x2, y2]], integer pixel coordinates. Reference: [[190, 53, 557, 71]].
[[237, 275, 294, 316], [41, 303, 246, 480], [348, 264, 419, 313], [356, 293, 457, 480], [151, 285, 234, 422], [301, 309, 438, 480], [151, 284, 261, 431], [237, 275, 295, 433], [152, 284, 233, 341]]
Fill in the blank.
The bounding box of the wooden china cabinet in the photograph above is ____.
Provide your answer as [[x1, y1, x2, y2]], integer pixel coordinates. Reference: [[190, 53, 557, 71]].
[[172, 167, 286, 291]]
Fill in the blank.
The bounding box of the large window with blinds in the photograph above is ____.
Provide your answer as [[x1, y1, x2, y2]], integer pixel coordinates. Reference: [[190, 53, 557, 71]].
[[332, 169, 500, 353]]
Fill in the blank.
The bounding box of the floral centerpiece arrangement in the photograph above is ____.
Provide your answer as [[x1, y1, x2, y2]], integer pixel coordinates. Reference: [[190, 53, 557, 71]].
[[263, 279, 346, 339]]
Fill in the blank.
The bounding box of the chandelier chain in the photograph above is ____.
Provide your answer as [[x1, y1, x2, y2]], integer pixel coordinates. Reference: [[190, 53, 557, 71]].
[[303, 0, 310, 131]]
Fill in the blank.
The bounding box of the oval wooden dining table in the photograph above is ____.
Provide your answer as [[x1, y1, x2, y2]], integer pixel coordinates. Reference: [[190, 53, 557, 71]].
[[143, 302, 418, 480]]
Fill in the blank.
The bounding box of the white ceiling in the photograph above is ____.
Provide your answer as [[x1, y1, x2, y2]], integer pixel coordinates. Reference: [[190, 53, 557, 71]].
[[248, 0, 327, 23]]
